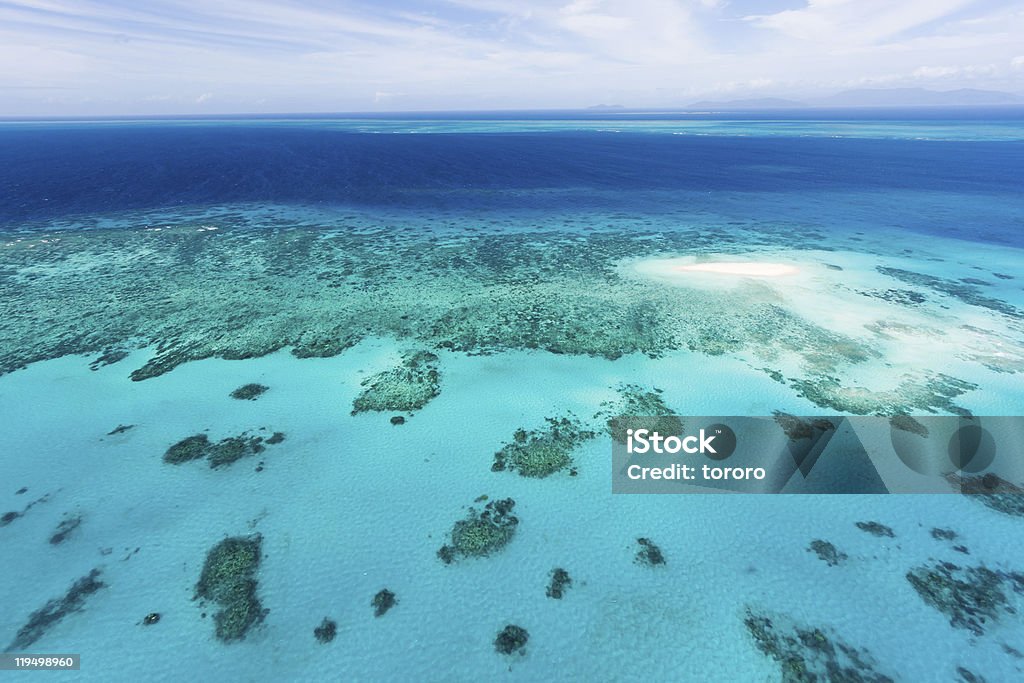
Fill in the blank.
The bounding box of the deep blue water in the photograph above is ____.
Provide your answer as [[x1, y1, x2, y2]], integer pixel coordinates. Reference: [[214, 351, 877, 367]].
[[1, 113, 1022, 247]]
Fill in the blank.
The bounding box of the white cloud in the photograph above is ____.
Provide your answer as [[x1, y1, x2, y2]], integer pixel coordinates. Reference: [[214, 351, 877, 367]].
[[0, 0, 1021, 115]]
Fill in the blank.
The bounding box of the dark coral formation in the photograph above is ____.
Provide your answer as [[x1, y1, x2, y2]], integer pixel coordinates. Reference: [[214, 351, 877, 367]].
[[952, 474, 1024, 517], [858, 288, 926, 306], [372, 589, 397, 617], [494, 624, 529, 656], [791, 372, 977, 416], [877, 266, 1022, 320], [601, 384, 684, 445], [888, 414, 928, 437], [6, 568, 105, 651], [492, 415, 595, 478], [49, 514, 83, 545], [931, 528, 958, 541], [89, 348, 129, 371], [195, 535, 266, 642], [438, 498, 518, 564], [0, 492, 51, 529], [546, 568, 572, 599], [230, 383, 269, 400], [143, 612, 161, 626], [0, 214, 1005, 417], [635, 537, 665, 567], [906, 560, 1023, 636], [163, 431, 282, 469], [773, 413, 835, 440], [314, 618, 337, 643], [855, 522, 895, 538], [808, 540, 847, 566], [744, 608, 895, 682], [352, 351, 441, 414], [163, 434, 211, 464]]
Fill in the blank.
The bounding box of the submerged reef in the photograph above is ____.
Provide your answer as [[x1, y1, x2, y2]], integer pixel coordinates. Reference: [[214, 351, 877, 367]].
[[855, 521, 895, 538], [352, 350, 441, 414], [600, 384, 684, 445], [163, 431, 283, 469], [906, 560, 1023, 636], [494, 624, 529, 656], [744, 608, 895, 682], [372, 589, 397, 617], [0, 214, 1011, 416], [634, 537, 666, 567], [877, 266, 1022, 320], [546, 568, 572, 599], [952, 474, 1024, 517], [438, 498, 518, 564], [808, 540, 848, 566], [314, 618, 337, 643], [49, 513, 83, 545], [230, 383, 269, 400], [6, 568, 105, 651], [195, 535, 266, 642], [492, 414, 595, 478]]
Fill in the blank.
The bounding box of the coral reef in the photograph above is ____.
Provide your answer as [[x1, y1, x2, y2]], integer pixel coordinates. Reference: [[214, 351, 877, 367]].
[[0, 214, 1008, 417], [773, 413, 835, 441], [492, 415, 595, 478], [546, 568, 572, 599], [855, 522, 895, 538], [194, 535, 266, 642], [230, 383, 269, 400], [49, 514, 83, 545], [143, 612, 160, 626], [314, 618, 337, 643], [163, 435, 211, 464], [635, 537, 665, 567], [744, 608, 895, 682], [906, 560, 1023, 636], [808, 540, 847, 566], [877, 266, 1022, 320], [494, 624, 529, 656], [352, 351, 441, 414], [599, 385, 683, 445], [953, 474, 1024, 517], [163, 431, 283, 469], [372, 589, 397, 617], [6, 568, 105, 651], [438, 498, 518, 563]]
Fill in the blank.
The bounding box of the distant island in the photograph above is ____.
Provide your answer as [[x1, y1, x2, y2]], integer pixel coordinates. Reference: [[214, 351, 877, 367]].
[[687, 97, 807, 110], [687, 87, 1023, 109]]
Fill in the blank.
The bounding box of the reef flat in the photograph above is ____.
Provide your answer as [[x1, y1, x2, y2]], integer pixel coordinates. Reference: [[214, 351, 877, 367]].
[[2, 204, 1021, 416]]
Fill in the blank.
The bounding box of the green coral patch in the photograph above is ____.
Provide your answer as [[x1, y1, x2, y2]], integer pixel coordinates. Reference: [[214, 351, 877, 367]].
[[744, 608, 895, 682], [438, 498, 518, 563], [352, 350, 441, 414], [600, 384, 684, 445], [492, 415, 595, 478], [195, 534, 266, 643], [163, 431, 282, 469]]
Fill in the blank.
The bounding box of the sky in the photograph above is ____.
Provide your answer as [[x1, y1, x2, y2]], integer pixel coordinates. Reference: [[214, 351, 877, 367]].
[[0, 0, 1022, 115]]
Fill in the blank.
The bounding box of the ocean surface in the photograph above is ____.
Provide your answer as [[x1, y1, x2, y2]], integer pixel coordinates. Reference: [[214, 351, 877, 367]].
[[1, 110, 1023, 681]]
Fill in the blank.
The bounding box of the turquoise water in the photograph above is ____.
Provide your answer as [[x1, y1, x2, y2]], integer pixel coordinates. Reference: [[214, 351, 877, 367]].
[[1, 114, 1023, 680]]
